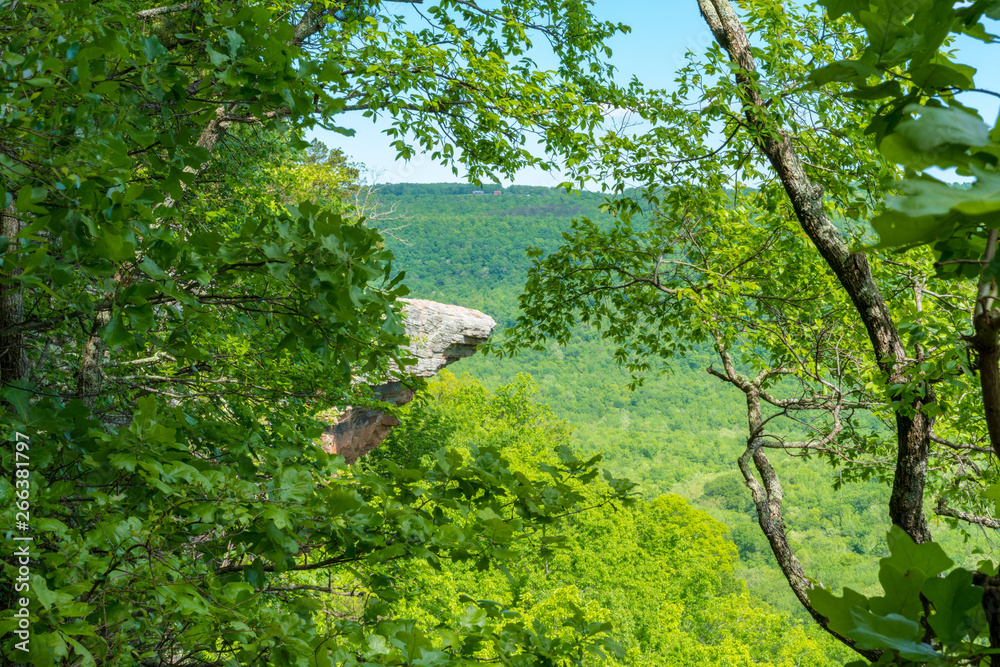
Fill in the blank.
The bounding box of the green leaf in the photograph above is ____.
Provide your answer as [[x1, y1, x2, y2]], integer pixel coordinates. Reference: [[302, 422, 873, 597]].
[[33, 576, 73, 610], [985, 483, 1000, 516], [848, 609, 941, 661], [870, 561, 926, 620], [2, 381, 31, 419], [122, 182, 145, 204], [246, 559, 266, 589], [869, 209, 954, 249], [809, 59, 879, 85], [206, 45, 228, 66], [16, 185, 47, 211], [845, 80, 902, 101], [224, 28, 245, 59], [140, 36, 167, 63], [923, 568, 983, 644], [138, 257, 169, 279], [366, 634, 391, 656], [880, 104, 991, 169], [808, 586, 870, 636], [884, 526, 953, 578], [818, 0, 865, 20], [890, 168, 1000, 218], [909, 63, 975, 91]]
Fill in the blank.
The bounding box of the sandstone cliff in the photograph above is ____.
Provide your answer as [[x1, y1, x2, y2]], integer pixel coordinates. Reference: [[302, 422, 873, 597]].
[[321, 299, 495, 463]]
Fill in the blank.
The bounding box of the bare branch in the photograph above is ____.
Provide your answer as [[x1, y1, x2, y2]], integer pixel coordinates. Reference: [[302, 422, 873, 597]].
[[264, 585, 363, 596], [931, 434, 993, 455], [935, 498, 1000, 529], [136, 2, 200, 20]]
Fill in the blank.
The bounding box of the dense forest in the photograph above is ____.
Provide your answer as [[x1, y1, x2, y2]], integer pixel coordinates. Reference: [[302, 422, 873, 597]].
[[3, 0, 1000, 665], [359, 370, 856, 665], [372, 183, 998, 619]]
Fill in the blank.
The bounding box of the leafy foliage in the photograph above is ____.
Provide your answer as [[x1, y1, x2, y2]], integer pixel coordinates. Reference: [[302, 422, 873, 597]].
[[810, 528, 990, 665], [378, 0, 1000, 662], [370, 182, 995, 624], [361, 371, 855, 666], [0, 1, 639, 665]]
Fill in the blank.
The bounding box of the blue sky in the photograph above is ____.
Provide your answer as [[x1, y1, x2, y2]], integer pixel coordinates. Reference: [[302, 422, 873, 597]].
[[309, 1, 705, 185], [309, 2, 999, 187]]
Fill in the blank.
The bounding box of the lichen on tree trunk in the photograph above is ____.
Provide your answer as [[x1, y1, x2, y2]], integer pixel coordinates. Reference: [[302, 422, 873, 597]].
[[696, 0, 933, 544], [0, 205, 28, 388], [76, 311, 112, 409], [695, 0, 940, 656]]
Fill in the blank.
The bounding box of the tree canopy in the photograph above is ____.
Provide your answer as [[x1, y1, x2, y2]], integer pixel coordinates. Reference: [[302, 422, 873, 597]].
[[362, 370, 855, 667], [500, 0, 1000, 663], [0, 1, 637, 665], [5, 0, 1000, 664]]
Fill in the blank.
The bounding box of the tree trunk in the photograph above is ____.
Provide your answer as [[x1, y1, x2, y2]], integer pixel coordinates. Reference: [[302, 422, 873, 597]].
[[0, 205, 28, 388], [696, 0, 933, 544], [977, 336, 1000, 457], [973, 573, 1000, 653], [739, 415, 881, 661], [76, 311, 112, 409], [712, 347, 883, 661], [973, 229, 1000, 458]]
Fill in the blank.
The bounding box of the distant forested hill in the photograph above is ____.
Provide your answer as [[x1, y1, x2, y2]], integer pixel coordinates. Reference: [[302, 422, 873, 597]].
[[375, 183, 752, 436], [377, 183, 605, 325], [371, 182, 992, 619]]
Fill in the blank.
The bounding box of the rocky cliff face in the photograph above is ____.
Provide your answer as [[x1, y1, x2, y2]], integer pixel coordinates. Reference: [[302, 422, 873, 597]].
[[321, 299, 496, 463]]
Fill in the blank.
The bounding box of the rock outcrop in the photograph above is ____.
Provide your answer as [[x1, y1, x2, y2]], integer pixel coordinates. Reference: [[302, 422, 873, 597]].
[[321, 299, 496, 463]]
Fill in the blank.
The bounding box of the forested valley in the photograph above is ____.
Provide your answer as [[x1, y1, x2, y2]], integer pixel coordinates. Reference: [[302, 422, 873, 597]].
[[370, 182, 997, 641], [375, 182, 997, 611], [3, 0, 1000, 666]]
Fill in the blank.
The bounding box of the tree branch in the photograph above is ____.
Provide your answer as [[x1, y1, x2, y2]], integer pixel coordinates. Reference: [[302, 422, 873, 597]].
[[697, 0, 933, 544], [136, 2, 200, 20], [934, 498, 1000, 529]]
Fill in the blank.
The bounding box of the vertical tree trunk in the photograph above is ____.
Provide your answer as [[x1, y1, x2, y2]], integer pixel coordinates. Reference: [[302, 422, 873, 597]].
[[977, 338, 1000, 456], [696, 0, 933, 543], [973, 229, 1000, 458], [75, 311, 111, 409], [0, 205, 28, 388]]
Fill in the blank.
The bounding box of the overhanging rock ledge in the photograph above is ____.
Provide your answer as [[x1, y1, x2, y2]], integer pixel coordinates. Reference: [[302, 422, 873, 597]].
[[321, 299, 496, 464]]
